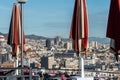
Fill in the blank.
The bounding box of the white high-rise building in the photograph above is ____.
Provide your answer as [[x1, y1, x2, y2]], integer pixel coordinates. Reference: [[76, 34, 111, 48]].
[[91, 41, 98, 49]]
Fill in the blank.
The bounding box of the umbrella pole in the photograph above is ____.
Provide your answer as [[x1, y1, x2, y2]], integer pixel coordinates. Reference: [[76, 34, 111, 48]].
[[16, 58, 19, 75], [80, 54, 84, 77], [16, 46, 19, 75], [19, 3, 24, 80], [20, 3, 24, 69]]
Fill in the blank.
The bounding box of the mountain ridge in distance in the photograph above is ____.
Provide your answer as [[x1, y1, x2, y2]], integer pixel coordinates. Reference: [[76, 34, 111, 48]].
[[89, 37, 110, 43], [26, 34, 47, 40], [0, 32, 110, 43]]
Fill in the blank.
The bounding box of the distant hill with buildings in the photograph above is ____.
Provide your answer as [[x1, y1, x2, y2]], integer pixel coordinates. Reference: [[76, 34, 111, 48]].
[[26, 34, 47, 40], [0, 32, 7, 37], [0, 32, 110, 43], [89, 37, 110, 43]]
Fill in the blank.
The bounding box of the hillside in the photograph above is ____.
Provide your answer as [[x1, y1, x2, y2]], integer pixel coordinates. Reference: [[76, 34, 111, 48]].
[[0, 32, 110, 43]]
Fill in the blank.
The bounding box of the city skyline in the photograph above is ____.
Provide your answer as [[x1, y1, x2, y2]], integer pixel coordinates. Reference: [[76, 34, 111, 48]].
[[0, 0, 110, 38]]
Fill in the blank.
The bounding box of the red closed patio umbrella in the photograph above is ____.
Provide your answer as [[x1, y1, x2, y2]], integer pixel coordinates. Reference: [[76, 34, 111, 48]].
[[70, 0, 88, 56], [106, 0, 120, 61], [69, 0, 88, 77], [7, 3, 26, 57]]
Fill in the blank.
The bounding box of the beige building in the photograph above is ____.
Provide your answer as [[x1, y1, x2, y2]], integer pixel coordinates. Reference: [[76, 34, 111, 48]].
[[1, 61, 15, 68], [64, 42, 72, 50], [65, 58, 78, 69]]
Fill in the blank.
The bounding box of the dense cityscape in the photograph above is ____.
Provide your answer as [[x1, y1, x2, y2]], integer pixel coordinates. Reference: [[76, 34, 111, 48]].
[[0, 35, 119, 80], [0, 0, 120, 80]]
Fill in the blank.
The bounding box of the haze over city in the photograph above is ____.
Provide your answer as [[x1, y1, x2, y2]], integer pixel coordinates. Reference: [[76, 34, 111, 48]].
[[0, 0, 110, 38]]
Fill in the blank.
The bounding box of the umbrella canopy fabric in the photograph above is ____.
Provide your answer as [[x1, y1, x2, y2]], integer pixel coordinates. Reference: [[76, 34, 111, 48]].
[[70, 0, 88, 55], [7, 3, 26, 57], [106, 0, 120, 61]]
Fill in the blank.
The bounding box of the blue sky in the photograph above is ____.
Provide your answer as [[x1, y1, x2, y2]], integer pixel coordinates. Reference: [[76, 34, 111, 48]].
[[0, 0, 110, 38]]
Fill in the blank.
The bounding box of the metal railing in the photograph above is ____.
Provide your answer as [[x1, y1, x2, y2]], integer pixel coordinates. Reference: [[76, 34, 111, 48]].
[[0, 67, 119, 80], [0, 67, 32, 80]]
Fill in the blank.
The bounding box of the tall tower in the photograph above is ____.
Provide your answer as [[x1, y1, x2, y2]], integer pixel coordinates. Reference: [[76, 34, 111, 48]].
[[54, 36, 62, 45], [91, 41, 98, 49], [46, 39, 54, 49]]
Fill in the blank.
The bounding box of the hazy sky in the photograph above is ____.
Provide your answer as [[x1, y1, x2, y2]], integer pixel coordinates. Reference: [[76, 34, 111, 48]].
[[0, 0, 110, 38]]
